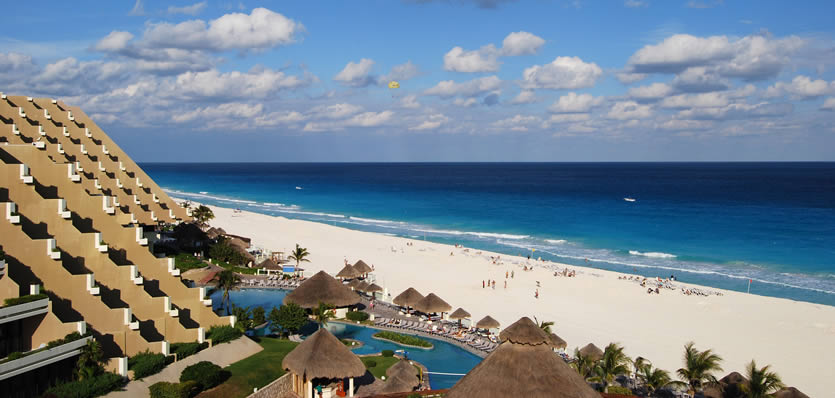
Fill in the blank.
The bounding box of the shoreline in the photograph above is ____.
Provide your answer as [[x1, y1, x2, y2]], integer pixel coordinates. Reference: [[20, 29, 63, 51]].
[[189, 200, 835, 397]]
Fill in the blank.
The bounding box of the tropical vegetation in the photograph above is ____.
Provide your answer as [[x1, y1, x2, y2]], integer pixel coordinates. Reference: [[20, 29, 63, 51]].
[[312, 301, 335, 329], [215, 269, 241, 315], [207, 325, 243, 344], [742, 360, 784, 398], [196, 337, 298, 398], [593, 343, 631, 393], [191, 205, 214, 228], [373, 331, 433, 348], [288, 243, 311, 268], [128, 350, 168, 380], [268, 302, 308, 336], [677, 342, 723, 396]]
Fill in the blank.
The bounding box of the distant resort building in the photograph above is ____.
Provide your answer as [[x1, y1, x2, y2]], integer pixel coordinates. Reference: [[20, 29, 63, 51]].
[[0, 94, 233, 396]]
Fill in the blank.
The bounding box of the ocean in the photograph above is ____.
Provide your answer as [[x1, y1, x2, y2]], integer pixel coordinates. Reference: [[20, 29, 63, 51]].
[[142, 162, 835, 306]]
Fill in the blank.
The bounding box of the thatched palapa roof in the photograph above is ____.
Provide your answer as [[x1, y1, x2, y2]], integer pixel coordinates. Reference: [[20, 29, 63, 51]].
[[256, 258, 281, 270], [445, 317, 599, 398], [282, 328, 366, 380], [476, 315, 500, 329], [549, 333, 567, 350], [365, 283, 383, 293], [336, 264, 362, 279], [347, 279, 362, 290], [393, 288, 424, 307], [413, 293, 452, 314], [579, 343, 604, 361], [379, 359, 420, 394], [284, 271, 361, 308], [353, 260, 373, 274], [355, 281, 370, 292], [449, 308, 471, 320], [774, 387, 810, 398]]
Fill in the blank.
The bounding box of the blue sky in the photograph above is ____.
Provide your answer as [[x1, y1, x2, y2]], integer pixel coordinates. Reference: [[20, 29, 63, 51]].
[[2, 0, 835, 161]]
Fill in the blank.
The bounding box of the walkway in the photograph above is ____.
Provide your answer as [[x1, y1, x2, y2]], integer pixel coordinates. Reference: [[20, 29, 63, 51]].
[[105, 337, 263, 397]]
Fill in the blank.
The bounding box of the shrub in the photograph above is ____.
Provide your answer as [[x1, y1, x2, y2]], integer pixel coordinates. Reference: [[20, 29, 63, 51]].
[[345, 311, 369, 322], [269, 303, 308, 335], [407, 394, 422, 398], [45, 372, 125, 398], [364, 360, 377, 368], [172, 253, 206, 272], [7, 352, 24, 360], [207, 325, 242, 344], [381, 350, 394, 357], [374, 331, 433, 348], [149, 381, 199, 398], [208, 242, 247, 266], [170, 342, 208, 360], [2, 293, 48, 307], [606, 386, 633, 395], [252, 306, 266, 325], [129, 350, 167, 380], [180, 361, 226, 391]]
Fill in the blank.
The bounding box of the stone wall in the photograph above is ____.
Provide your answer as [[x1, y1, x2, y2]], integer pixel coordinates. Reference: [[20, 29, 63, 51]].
[[247, 373, 294, 398]]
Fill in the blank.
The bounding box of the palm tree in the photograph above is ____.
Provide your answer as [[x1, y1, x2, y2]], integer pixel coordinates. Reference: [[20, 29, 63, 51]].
[[289, 244, 311, 269], [312, 301, 334, 329], [533, 316, 554, 334], [215, 270, 240, 315], [639, 363, 679, 397], [571, 348, 598, 380], [76, 339, 105, 380], [191, 205, 214, 229], [742, 360, 784, 398], [594, 343, 632, 393], [676, 342, 723, 396]]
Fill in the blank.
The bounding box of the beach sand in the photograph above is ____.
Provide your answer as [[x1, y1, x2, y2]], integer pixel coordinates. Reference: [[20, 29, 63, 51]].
[[202, 203, 833, 396]]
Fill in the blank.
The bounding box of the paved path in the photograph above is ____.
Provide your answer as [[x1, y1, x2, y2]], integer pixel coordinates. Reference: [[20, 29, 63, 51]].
[[106, 337, 263, 397]]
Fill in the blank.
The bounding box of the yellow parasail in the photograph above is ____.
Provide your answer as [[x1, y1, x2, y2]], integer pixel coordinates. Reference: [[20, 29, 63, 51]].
[[388, 81, 400, 89]]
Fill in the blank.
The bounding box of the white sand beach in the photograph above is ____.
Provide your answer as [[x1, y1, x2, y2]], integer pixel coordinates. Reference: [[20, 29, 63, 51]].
[[203, 203, 834, 396]]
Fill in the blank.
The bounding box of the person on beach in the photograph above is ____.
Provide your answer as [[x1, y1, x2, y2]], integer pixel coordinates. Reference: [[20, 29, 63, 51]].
[[535, 289, 539, 299], [482, 280, 485, 288], [505, 271, 508, 279], [511, 270, 514, 278], [504, 280, 507, 289], [492, 280, 496, 289]]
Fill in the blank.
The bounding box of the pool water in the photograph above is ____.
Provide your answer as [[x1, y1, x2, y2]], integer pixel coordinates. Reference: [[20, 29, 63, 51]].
[[210, 288, 482, 389]]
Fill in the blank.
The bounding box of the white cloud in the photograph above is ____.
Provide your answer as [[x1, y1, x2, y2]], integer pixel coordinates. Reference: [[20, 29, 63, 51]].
[[656, 119, 712, 130], [312, 103, 364, 119], [443, 45, 501, 73], [32, 57, 132, 96], [678, 102, 793, 120], [627, 33, 805, 82], [410, 114, 449, 131], [628, 82, 673, 99], [501, 32, 545, 56], [548, 92, 603, 113], [168, 2, 207, 16], [766, 75, 834, 98], [174, 68, 313, 99], [616, 72, 648, 84], [607, 101, 653, 120], [444, 31, 544, 73], [344, 110, 394, 127], [399, 95, 421, 109], [254, 111, 307, 126], [172, 102, 263, 123], [821, 97, 835, 111], [93, 31, 135, 52], [521, 56, 602, 90], [624, 0, 648, 7], [380, 61, 420, 83], [333, 58, 376, 87], [509, 90, 538, 105], [660, 92, 729, 109], [453, 98, 478, 107], [142, 8, 303, 52], [492, 114, 541, 132], [129, 0, 145, 16], [547, 113, 591, 124], [424, 76, 502, 98]]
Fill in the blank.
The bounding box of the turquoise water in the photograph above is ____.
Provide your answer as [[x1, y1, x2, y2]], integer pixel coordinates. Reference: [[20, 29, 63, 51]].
[[148, 162, 835, 305], [211, 288, 481, 389]]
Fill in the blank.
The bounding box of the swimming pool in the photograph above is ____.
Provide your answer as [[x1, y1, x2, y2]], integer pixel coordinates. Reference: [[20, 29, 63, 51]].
[[210, 288, 482, 389]]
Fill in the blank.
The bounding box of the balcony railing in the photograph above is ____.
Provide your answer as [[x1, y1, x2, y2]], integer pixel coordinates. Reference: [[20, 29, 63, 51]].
[[0, 336, 92, 381], [0, 297, 49, 325]]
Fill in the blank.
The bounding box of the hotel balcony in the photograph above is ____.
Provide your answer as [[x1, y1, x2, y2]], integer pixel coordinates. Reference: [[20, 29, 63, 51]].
[[18, 107, 25, 118], [33, 141, 45, 150], [0, 335, 93, 383], [19, 165, 33, 185], [5, 202, 20, 224], [37, 125, 45, 136], [66, 111, 74, 121], [79, 145, 87, 155], [0, 259, 4, 277], [0, 298, 49, 327], [11, 124, 20, 136], [57, 199, 71, 219], [84, 128, 91, 138], [43, 109, 51, 120], [66, 164, 80, 183], [62, 127, 70, 137]]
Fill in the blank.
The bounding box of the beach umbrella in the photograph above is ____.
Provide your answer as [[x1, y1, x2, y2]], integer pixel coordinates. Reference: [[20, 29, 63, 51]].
[[353, 260, 373, 275], [413, 293, 452, 316], [355, 281, 371, 292], [336, 264, 362, 279], [774, 387, 810, 398], [284, 271, 361, 309], [449, 308, 471, 327], [578, 343, 604, 361], [282, 328, 366, 386], [476, 315, 500, 330], [444, 317, 599, 398], [365, 283, 383, 293], [393, 288, 424, 313], [549, 333, 567, 350]]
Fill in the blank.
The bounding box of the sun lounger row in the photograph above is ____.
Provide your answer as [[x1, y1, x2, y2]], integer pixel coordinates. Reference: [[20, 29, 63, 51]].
[[372, 317, 498, 353], [242, 278, 301, 289]]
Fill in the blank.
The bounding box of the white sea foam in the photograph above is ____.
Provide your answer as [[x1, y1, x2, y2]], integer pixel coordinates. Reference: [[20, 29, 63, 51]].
[[546, 239, 568, 244], [629, 250, 677, 259], [262, 202, 285, 207], [349, 216, 403, 225]]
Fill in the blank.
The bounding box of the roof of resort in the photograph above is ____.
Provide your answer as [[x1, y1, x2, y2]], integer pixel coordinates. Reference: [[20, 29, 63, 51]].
[[775, 387, 810, 398], [378, 359, 420, 394], [284, 270, 361, 308], [365, 283, 383, 293], [257, 258, 281, 270], [579, 343, 604, 361], [393, 287, 424, 307], [449, 308, 471, 319], [549, 333, 567, 350], [476, 315, 500, 329], [336, 263, 362, 279], [413, 293, 452, 314], [444, 317, 599, 398], [282, 328, 366, 380], [353, 259, 373, 274]]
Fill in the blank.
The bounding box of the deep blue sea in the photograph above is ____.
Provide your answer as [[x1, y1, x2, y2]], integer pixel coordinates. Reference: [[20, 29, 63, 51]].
[[144, 163, 835, 306]]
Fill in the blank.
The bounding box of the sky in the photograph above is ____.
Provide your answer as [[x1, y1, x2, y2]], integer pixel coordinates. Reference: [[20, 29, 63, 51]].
[[2, 0, 835, 162]]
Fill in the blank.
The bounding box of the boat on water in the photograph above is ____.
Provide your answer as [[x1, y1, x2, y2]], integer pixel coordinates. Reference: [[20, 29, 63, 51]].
[[624, 197, 636, 202], [295, 186, 303, 190]]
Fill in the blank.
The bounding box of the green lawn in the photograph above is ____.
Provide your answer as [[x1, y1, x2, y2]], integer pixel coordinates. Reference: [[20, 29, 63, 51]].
[[360, 356, 401, 379], [198, 337, 298, 398]]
